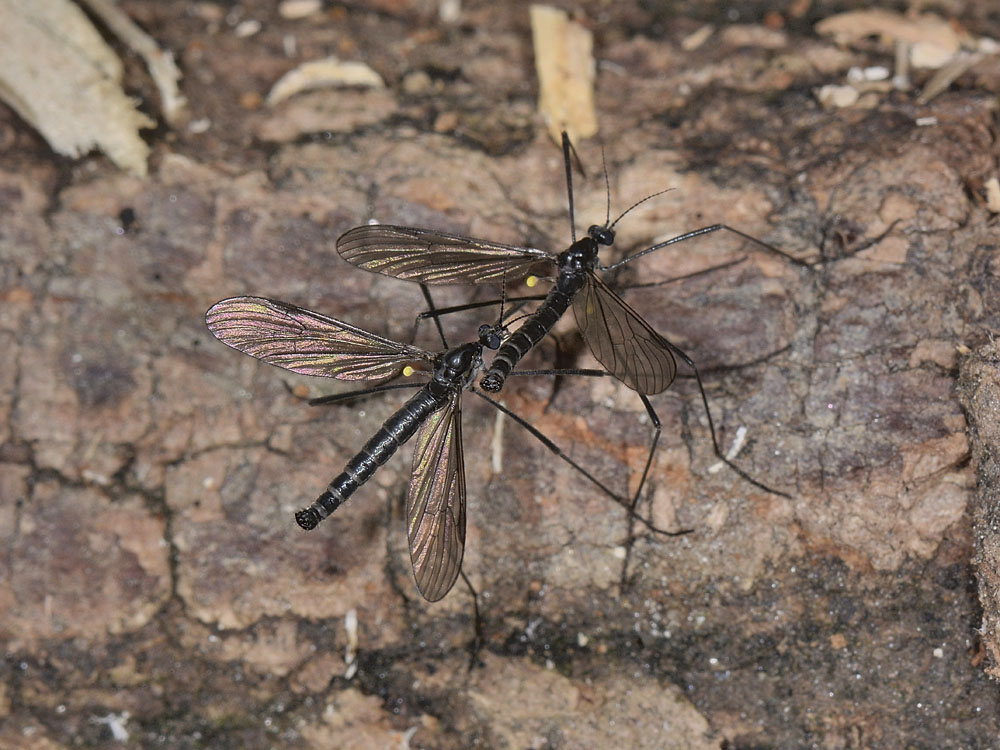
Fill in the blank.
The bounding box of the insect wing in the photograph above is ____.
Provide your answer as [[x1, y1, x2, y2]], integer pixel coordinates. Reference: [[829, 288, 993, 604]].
[[406, 391, 466, 601], [206, 296, 431, 380], [573, 274, 678, 395], [338, 224, 553, 284]]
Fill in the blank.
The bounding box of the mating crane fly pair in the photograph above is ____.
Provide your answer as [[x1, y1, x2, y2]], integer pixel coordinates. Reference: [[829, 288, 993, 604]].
[[206, 133, 800, 602]]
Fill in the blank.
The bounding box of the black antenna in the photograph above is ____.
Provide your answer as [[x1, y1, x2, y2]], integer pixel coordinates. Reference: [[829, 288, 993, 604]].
[[607, 188, 674, 231]]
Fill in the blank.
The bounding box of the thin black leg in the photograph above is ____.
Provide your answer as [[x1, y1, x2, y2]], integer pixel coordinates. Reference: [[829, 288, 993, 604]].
[[414, 294, 548, 321], [308, 381, 426, 406], [420, 283, 449, 349], [460, 570, 484, 671], [473, 389, 689, 538], [663, 338, 792, 499], [599, 224, 813, 272], [631, 394, 662, 514], [617, 393, 663, 595]]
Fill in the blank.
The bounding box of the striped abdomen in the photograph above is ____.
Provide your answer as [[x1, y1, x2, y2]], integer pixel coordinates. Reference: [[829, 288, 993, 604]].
[[480, 285, 574, 392]]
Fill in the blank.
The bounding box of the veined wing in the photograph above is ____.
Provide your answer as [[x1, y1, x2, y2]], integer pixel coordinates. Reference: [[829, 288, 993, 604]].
[[573, 274, 678, 395], [407, 391, 466, 601], [205, 296, 431, 381], [337, 224, 553, 284]]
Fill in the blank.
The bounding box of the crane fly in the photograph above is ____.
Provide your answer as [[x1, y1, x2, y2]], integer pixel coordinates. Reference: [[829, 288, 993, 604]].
[[206, 295, 494, 601]]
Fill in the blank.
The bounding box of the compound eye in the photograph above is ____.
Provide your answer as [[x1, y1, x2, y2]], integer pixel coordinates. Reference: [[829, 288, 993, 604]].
[[478, 324, 502, 350], [588, 224, 615, 245]]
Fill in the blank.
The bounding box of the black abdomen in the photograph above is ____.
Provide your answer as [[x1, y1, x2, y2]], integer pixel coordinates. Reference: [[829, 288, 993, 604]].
[[296, 387, 447, 530], [481, 287, 572, 392]]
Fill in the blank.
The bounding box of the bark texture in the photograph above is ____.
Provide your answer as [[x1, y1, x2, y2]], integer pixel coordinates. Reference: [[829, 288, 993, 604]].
[[1, 1, 998, 748]]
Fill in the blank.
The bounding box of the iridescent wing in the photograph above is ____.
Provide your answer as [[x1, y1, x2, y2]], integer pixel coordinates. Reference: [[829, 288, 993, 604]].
[[573, 273, 678, 395], [406, 391, 466, 601], [337, 224, 554, 284], [205, 296, 432, 380]]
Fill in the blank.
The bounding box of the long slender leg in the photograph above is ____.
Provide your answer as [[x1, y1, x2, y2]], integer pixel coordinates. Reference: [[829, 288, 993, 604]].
[[460, 570, 483, 671], [631, 394, 662, 515], [473, 388, 690, 538], [410, 294, 550, 346], [663, 338, 792, 499], [508, 371, 662, 514], [508, 369, 749, 597], [481, 382, 690, 603], [512, 353, 789, 498], [308, 381, 426, 406], [600, 224, 813, 272], [623, 256, 747, 290], [414, 295, 548, 321], [542, 334, 570, 413], [420, 283, 449, 349], [617, 394, 662, 595]]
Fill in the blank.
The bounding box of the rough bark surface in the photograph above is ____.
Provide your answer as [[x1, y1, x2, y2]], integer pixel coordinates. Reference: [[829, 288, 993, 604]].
[[1, 1, 998, 748], [959, 341, 1000, 681]]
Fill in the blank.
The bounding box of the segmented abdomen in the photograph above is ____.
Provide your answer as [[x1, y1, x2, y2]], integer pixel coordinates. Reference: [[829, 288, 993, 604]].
[[295, 387, 449, 529], [481, 287, 572, 392]]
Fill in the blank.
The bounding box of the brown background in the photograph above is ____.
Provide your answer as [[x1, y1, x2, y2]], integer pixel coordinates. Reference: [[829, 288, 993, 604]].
[[1, 1, 999, 748]]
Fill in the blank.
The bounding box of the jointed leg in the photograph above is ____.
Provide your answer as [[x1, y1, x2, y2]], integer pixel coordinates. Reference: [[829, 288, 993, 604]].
[[664, 338, 792, 499], [474, 384, 690, 539], [459, 570, 484, 671], [600, 224, 813, 273]]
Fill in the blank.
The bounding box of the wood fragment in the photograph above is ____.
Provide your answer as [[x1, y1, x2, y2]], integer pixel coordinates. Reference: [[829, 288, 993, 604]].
[[279, 0, 322, 19], [681, 25, 714, 52], [266, 57, 386, 107], [917, 51, 983, 104], [530, 4, 598, 145], [984, 177, 1000, 213], [77, 0, 188, 124], [0, 0, 154, 175], [815, 9, 966, 57]]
